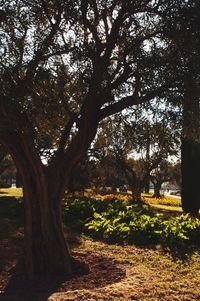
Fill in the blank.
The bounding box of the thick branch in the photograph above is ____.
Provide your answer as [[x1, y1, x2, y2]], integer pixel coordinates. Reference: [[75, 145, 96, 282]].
[[98, 82, 172, 121], [98, 93, 140, 120]]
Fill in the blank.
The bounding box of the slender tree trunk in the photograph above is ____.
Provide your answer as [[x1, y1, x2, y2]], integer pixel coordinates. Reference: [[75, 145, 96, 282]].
[[144, 179, 150, 194], [16, 169, 22, 188], [152, 182, 162, 198], [130, 180, 142, 202], [144, 137, 150, 194], [181, 83, 200, 215]]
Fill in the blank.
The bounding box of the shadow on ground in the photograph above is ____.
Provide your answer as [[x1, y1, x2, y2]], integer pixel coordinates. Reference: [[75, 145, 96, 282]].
[[0, 235, 126, 301]]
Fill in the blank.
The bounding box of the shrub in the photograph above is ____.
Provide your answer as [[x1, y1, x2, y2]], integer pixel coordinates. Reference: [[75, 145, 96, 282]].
[[63, 196, 200, 247], [85, 209, 162, 244], [63, 195, 133, 231], [161, 214, 200, 246], [85, 210, 200, 246]]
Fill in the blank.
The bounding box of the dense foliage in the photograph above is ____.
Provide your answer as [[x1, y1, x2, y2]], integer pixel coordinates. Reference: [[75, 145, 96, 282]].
[[63, 196, 200, 247]]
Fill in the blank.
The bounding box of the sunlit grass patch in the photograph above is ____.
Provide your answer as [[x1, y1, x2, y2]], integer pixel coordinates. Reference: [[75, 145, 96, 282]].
[[143, 195, 181, 207], [96, 193, 132, 202], [0, 188, 23, 197], [83, 189, 181, 208]]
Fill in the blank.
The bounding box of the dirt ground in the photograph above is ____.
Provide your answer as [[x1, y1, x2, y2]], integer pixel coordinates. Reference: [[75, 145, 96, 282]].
[[0, 233, 199, 301]]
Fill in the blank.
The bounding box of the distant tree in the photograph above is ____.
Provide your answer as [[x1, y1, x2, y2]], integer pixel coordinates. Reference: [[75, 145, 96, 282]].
[[0, 146, 9, 175], [95, 154, 126, 191], [0, 145, 15, 187], [91, 122, 126, 191], [172, 161, 182, 189], [144, 136, 150, 193], [94, 109, 180, 201], [68, 158, 98, 193], [150, 161, 180, 198]]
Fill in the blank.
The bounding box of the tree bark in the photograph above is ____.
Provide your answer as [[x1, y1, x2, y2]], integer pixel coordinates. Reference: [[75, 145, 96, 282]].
[[130, 180, 142, 202], [22, 169, 73, 275], [144, 179, 150, 194], [1, 134, 74, 276], [181, 139, 200, 215], [16, 150, 75, 275], [152, 182, 162, 198], [144, 137, 150, 194], [0, 107, 99, 276], [16, 169, 22, 188], [181, 83, 200, 215]]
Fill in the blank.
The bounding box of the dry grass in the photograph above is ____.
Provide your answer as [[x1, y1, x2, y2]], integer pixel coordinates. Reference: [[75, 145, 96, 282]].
[[143, 194, 181, 207], [0, 195, 199, 301], [51, 239, 200, 301], [0, 236, 199, 301]]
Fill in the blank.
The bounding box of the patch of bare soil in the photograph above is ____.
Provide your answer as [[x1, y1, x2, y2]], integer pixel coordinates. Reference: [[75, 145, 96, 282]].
[[0, 235, 199, 301]]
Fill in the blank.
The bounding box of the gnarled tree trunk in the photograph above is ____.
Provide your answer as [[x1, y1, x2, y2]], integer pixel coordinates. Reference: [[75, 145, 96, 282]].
[[1, 134, 75, 276], [22, 168, 73, 275], [1, 108, 99, 276]]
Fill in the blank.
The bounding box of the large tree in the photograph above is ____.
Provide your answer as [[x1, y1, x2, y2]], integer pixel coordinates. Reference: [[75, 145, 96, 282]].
[[180, 6, 200, 215], [0, 0, 181, 275], [162, 1, 200, 214]]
